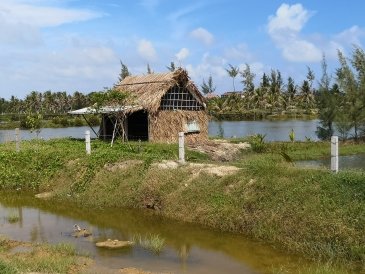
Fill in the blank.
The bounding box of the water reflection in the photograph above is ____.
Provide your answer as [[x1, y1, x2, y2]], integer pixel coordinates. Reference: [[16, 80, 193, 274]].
[[0, 193, 313, 274], [209, 120, 320, 141], [296, 154, 365, 171]]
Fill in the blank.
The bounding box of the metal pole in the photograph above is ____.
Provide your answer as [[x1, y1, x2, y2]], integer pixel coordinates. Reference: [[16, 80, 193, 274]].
[[178, 132, 185, 164], [15, 128, 20, 152], [85, 130, 91, 155], [331, 136, 338, 173]]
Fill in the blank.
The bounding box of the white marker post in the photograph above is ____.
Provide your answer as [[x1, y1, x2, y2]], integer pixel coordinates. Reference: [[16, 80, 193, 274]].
[[178, 132, 185, 164], [331, 136, 338, 173], [15, 128, 20, 152], [85, 130, 91, 155]]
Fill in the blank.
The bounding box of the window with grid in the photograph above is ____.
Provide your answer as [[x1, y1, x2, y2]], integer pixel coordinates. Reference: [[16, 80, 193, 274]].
[[160, 86, 203, 110]]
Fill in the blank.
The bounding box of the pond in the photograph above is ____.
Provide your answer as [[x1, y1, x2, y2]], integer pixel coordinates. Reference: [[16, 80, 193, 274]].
[[296, 154, 365, 171], [0, 120, 320, 143], [0, 126, 99, 143], [209, 120, 320, 141], [0, 194, 316, 274]]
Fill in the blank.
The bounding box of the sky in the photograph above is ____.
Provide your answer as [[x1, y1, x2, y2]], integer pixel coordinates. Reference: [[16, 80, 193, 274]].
[[1, 0, 365, 99]]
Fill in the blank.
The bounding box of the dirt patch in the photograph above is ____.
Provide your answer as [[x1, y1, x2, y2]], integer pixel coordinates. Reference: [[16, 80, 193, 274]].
[[104, 160, 143, 172], [66, 158, 81, 167], [152, 160, 180, 169], [188, 163, 240, 177], [188, 140, 250, 161], [153, 160, 240, 178]]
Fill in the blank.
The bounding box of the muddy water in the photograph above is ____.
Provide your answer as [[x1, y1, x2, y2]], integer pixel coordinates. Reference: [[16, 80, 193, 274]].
[[0, 194, 316, 273]]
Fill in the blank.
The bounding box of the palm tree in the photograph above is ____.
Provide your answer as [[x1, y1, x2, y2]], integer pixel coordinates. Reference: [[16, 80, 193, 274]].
[[225, 64, 239, 92]]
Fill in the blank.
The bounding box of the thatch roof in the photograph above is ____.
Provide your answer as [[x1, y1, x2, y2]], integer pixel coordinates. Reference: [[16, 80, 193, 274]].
[[115, 68, 206, 113]]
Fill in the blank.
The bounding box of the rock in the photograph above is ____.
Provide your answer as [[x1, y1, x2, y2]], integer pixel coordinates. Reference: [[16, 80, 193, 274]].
[[73, 224, 92, 237], [35, 192, 54, 199], [96, 239, 134, 249]]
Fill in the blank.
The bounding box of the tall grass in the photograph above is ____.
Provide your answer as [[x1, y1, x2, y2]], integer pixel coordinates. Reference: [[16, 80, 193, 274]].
[[132, 234, 166, 253], [7, 211, 19, 224]]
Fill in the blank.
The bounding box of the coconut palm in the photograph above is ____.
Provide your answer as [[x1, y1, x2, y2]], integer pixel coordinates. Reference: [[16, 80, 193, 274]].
[[225, 64, 239, 92]]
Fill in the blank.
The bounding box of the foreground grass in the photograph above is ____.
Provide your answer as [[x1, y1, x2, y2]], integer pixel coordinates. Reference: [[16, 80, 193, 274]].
[[0, 139, 364, 272], [0, 237, 90, 273]]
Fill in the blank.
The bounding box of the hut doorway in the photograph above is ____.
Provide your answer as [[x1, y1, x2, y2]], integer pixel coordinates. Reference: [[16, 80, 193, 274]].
[[100, 115, 116, 140], [127, 110, 149, 141]]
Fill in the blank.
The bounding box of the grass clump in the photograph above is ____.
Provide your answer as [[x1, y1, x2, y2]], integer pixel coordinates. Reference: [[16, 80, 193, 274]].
[[0, 259, 18, 274], [7, 211, 19, 224], [132, 234, 166, 254], [0, 241, 89, 274]]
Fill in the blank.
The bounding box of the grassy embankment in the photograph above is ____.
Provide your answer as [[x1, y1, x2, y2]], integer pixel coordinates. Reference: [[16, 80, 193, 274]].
[[0, 138, 364, 272]]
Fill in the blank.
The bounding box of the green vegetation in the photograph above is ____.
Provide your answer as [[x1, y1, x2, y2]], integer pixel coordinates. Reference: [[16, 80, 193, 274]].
[[0, 237, 89, 273], [7, 211, 19, 224], [0, 138, 364, 272], [132, 234, 166, 253]]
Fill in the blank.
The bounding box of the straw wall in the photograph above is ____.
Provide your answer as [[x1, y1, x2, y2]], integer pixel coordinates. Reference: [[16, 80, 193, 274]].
[[149, 110, 208, 144]]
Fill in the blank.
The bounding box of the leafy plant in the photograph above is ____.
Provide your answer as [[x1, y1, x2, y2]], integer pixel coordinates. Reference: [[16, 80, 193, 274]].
[[289, 128, 295, 143], [249, 134, 267, 153]]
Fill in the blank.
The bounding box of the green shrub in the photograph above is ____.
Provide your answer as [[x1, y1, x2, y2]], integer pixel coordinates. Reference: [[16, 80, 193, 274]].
[[249, 134, 267, 153]]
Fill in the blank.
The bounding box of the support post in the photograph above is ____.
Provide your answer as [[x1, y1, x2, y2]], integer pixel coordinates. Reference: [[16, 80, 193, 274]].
[[15, 128, 20, 152], [178, 132, 185, 164], [331, 136, 338, 173], [85, 130, 91, 155]]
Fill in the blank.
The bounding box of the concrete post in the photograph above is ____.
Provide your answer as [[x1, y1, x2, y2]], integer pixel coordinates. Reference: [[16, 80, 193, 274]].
[[331, 136, 338, 173], [178, 132, 185, 164], [85, 130, 91, 155], [15, 128, 20, 152]]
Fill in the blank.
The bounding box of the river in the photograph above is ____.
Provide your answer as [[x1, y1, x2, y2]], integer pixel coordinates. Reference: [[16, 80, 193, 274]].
[[0, 194, 319, 274]]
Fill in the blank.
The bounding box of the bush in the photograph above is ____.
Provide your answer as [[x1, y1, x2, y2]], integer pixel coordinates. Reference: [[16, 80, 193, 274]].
[[249, 134, 267, 153], [87, 115, 100, 126], [59, 117, 69, 127], [73, 117, 84, 127]]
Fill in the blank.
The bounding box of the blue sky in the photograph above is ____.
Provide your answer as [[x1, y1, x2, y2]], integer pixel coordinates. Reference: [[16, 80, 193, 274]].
[[1, 0, 365, 99]]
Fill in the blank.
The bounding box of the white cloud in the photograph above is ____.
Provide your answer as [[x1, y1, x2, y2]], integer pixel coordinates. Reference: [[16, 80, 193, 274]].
[[190, 27, 214, 45], [224, 43, 254, 62], [0, 0, 102, 27], [335, 25, 365, 46], [137, 39, 158, 61], [175, 47, 190, 61], [0, 0, 102, 47], [0, 44, 119, 97], [267, 3, 322, 62], [139, 0, 161, 11], [268, 3, 312, 34]]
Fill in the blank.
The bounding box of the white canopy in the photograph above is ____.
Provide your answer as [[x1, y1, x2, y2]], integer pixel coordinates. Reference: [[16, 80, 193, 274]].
[[68, 105, 141, 115]]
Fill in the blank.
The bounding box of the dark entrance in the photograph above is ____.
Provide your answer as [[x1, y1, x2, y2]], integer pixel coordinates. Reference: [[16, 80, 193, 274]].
[[127, 110, 149, 141], [99, 115, 116, 140]]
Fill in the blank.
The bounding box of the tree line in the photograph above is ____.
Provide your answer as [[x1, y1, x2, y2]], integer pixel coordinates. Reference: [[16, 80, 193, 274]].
[[1, 47, 365, 141]]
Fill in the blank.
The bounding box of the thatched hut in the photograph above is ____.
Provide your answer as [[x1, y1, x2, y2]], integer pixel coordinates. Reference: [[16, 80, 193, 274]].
[[99, 68, 208, 143]]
